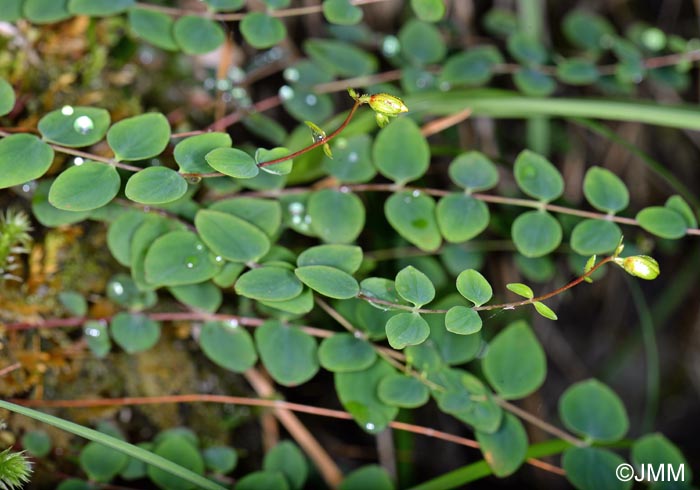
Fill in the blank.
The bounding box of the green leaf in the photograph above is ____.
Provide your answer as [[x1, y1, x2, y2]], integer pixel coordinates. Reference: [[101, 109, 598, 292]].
[[483, 8, 517, 37], [263, 441, 308, 490], [110, 312, 160, 354], [282, 90, 334, 123], [235, 266, 303, 302], [632, 434, 691, 490], [68, 0, 134, 15], [144, 230, 221, 286], [195, 209, 270, 263], [378, 373, 429, 408], [515, 254, 556, 283], [173, 15, 225, 54], [322, 0, 363, 25], [58, 291, 87, 316], [445, 306, 482, 335], [0, 78, 14, 116], [200, 321, 257, 373], [174, 132, 231, 174], [476, 414, 528, 477], [411, 0, 445, 22], [258, 288, 314, 315], [385, 191, 441, 252], [240, 13, 286, 49], [79, 442, 129, 482], [439, 47, 503, 86], [665, 195, 697, 228], [373, 118, 429, 184], [395, 265, 435, 307], [84, 320, 112, 358], [448, 151, 499, 191], [307, 189, 365, 243], [583, 167, 630, 214], [236, 471, 290, 490], [513, 68, 556, 96], [562, 447, 631, 490], [556, 58, 600, 85], [318, 333, 376, 373], [513, 150, 564, 202], [506, 283, 533, 299], [128, 8, 178, 51], [0, 134, 54, 189], [255, 321, 319, 386], [456, 269, 492, 306], [148, 436, 205, 490], [38, 106, 110, 147], [511, 211, 562, 257], [385, 313, 430, 349], [559, 379, 629, 442], [107, 211, 147, 266], [125, 167, 188, 205], [169, 282, 222, 313], [203, 446, 237, 474], [32, 179, 90, 226], [483, 321, 546, 399], [212, 262, 244, 288], [23, 0, 71, 23], [322, 134, 376, 183], [256, 147, 293, 176], [22, 430, 52, 457], [297, 245, 362, 274], [107, 113, 171, 161], [0, 1, 23, 22], [205, 148, 259, 179], [203, 0, 244, 10], [399, 19, 446, 65], [49, 162, 120, 211], [335, 360, 398, 433], [570, 219, 622, 255], [562, 10, 614, 50], [533, 301, 558, 320], [436, 194, 490, 243], [507, 32, 547, 65], [107, 274, 156, 311], [294, 265, 359, 299], [210, 197, 281, 237], [637, 206, 687, 239], [304, 39, 378, 77]]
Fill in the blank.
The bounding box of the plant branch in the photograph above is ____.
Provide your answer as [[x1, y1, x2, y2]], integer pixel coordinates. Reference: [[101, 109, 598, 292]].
[[495, 397, 585, 447]]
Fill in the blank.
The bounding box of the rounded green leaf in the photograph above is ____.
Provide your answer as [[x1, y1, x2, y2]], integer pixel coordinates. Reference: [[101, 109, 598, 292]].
[[294, 265, 359, 299], [507, 32, 547, 65], [378, 373, 429, 408], [632, 433, 691, 489], [236, 472, 289, 490], [297, 245, 363, 274], [210, 197, 281, 237], [0, 1, 23, 23], [128, 7, 178, 51], [511, 211, 562, 257], [23, 0, 71, 23], [169, 282, 222, 313], [322, 0, 362, 25], [58, 291, 87, 317], [204, 0, 245, 11], [174, 132, 231, 174], [22, 430, 52, 457], [240, 13, 286, 49], [563, 10, 614, 50], [106, 273, 156, 311], [395, 265, 435, 307], [559, 379, 629, 442], [263, 441, 308, 490], [68, 0, 134, 15], [0, 78, 14, 116], [636, 206, 687, 239], [307, 189, 365, 243], [173, 16, 225, 54], [322, 134, 376, 184], [665, 195, 697, 228], [38, 106, 110, 148], [107, 113, 171, 161], [125, 167, 188, 205], [256, 147, 292, 176], [235, 266, 303, 302], [476, 414, 528, 477], [456, 269, 492, 306], [445, 306, 482, 335], [203, 446, 237, 474], [399, 20, 446, 65], [195, 209, 270, 263], [514, 150, 564, 202], [318, 333, 376, 373], [436, 194, 490, 243], [84, 320, 111, 358], [49, 162, 120, 211], [562, 447, 631, 490], [385, 191, 441, 252], [148, 436, 205, 490], [200, 321, 257, 373], [205, 148, 259, 179], [411, 0, 445, 22], [439, 47, 503, 86], [0, 134, 54, 189], [448, 151, 499, 191], [79, 442, 129, 483], [255, 321, 319, 386], [385, 312, 430, 349], [107, 211, 147, 266], [557, 58, 600, 85], [373, 118, 429, 184], [32, 179, 90, 226], [483, 321, 546, 399], [144, 231, 221, 286], [110, 312, 160, 354], [570, 219, 622, 255], [513, 68, 556, 96], [583, 167, 630, 213], [304, 39, 378, 77]]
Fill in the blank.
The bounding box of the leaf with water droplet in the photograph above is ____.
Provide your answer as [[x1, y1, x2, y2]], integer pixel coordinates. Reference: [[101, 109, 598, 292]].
[[144, 230, 221, 286], [256, 147, 293, 176]]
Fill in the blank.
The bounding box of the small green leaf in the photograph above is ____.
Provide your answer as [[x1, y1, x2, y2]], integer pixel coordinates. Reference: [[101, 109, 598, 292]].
[[318, 333, 377, 373], [483, 321, 546, 399], [399, 20, 446, 65], [385, 191, 441, 252], [436, 194, 490, 243], [395, 265, 435, 307], [307, 189, 365, 243], [562, 10, 614, 50], [38, 106, 110, 147], [84, 320, 111, 358], [448, 151, 499, 191], [637, 206, 687, 239], [255, 321, 319, 386], [322, 0, 363, 25], [203, 0, 245, 10], [297, 245, 362, 274], [583, 167, 630, 214], [32, 180, 90, 226], [570, 219, 622, 255], [439, 47, 503, 86], [562, 447, 631, 490], [533, 301, 557, 320], [556, 58, 600, 85], [322, 134, 375, 183], [373, 118, 429, 184], [476, 414, 528, 477], [79, 442, 129, 482], [49, 162, 120, 211], [210, 197, 281, 237], [258, 288, 314, 315], [456, 269, 492, 306], [507, 32, 547, 65], [148, 436, 205, 490], [378, 373, 429, 408], [263, 442, 308, 490], [385, 312, 430, 349], [128, 7, 178, 51], [169, 282, 222, 313], [205, 148, 259, 179], [195, 209, 270, 263], [665, 195, 697, 228], [68, 0, 134, 16], [202, 446, 237, 474], [304, 39, 378, 77], [513, 68, 556, 96], [173, 16, 225, 54], [513, 150, 564, 202], [240, 13, 286, 49], [483, 8, 517, 37], [256, 147, 293, 176], [23, 0, 71, 23], [125, 167, 188, 205], [340, 466, 394, 490], [107, 113, 171, 161], [0, 78, 14, 116], [445, 306, 482, 335], [107, 211, 147, 266], [294, 265, 359, 299], [235, 267, 303, 302], [236, 472, 290, 490], [174, 132, 231, 174], [559, 379, 629, 442], [410, 0, 445, 22], [511, 211, 562, 257], [58, 291, 87, 316], [0, 134, 54, 189], [110, 312, 160, 354], [106, 274, 156, 311], [22, 430, 52, 458], [506, 282, 533, 299], [0, 1, 23, 23], [632, 434, 691, 490], [144, 231, 221, 287]]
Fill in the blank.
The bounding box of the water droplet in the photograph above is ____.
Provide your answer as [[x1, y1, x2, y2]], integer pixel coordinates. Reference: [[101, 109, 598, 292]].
[[283, 67, 300, 82], [111, 281, 124, 296], [73, 115, 94, 135], [228, 66, 245, 83], [288, 202, 304, 215], [196, 244, 204, 251], [186, 262, 194, 269], [215, 255, 223, 263], [227, 319, 239, 328], [61, 105, 74, 116], [305, 94, 317, 106], [347, 151, 358, 163], [139, 48, 155, 65], [73, 157, 84, 166], [185, 256, 199, 269], [365, 422, 376, 431], [21, 184, 31, 193], [204, 78, 216, 90], [304, 215, 312, 225], [339, 186, 350, 193], [186, 175, 202, 184], [382, 35, 400, 56], [231, 87, 248, 99], [279, 85, 294, 101], [292, 215, 303, 225], [85, 327, 102, 338], [335, 138, 348, 150], [353, 330, 363, 338], [216, 78, 232, 91], [412, 189, 421, 197]]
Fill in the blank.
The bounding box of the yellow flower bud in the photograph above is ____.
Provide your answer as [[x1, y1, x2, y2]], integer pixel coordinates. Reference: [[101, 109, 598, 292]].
[[368, 93, 408, 116], [614, 255, 660, 280]]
